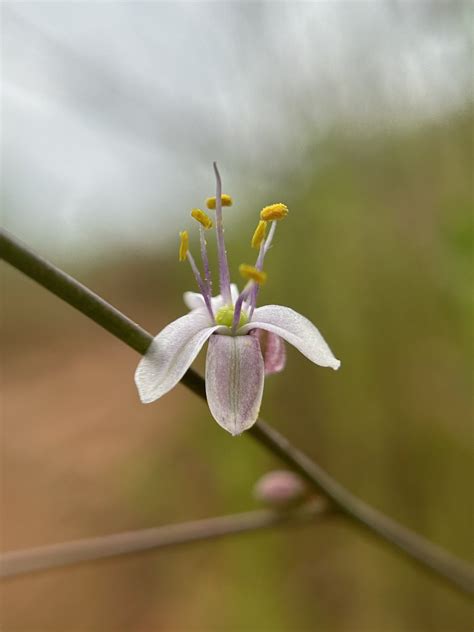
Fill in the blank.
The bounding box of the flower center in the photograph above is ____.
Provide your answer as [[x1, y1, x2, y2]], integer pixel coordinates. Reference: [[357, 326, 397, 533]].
[[215, 305, 249, 329]]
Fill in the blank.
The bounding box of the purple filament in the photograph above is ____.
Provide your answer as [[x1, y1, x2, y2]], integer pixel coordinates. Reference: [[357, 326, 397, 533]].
[[213, 162, 232, 305], [248, 221, 277, 318], [199, 225, 212, 296], [187, 250, 214, 320]]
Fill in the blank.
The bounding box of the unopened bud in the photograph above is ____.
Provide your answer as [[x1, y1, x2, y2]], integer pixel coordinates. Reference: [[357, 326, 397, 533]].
[[253, 470, 307, 508]]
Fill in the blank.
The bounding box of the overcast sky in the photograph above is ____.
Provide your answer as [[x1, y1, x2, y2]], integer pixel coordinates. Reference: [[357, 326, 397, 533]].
[[2, 1, 471, 260]]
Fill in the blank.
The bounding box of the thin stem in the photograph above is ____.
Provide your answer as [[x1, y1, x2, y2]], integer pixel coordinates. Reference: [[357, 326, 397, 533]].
[[213, 162, 232, 304], [0, 501, 328, 578], [1, 228, 473, 595]]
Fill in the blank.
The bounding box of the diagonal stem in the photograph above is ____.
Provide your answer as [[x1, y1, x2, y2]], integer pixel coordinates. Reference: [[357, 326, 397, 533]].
[[1, 228, 473, 595]]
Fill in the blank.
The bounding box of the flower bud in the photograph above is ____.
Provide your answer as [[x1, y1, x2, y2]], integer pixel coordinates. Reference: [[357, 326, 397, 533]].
[[253, 470, 307, 508]]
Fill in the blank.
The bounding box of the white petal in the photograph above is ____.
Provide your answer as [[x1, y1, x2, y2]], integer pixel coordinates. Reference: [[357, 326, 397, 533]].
[[183, 291, 205, 310], [135, 309, 219, 403], [229, 283, 240, 304], [239, 305, 341, 370], [205, 334, 265, 436], [183, 284, 240, 311]]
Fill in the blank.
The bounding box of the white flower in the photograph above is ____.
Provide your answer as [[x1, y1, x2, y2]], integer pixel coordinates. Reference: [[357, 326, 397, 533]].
[[135, 164, 340, 435]]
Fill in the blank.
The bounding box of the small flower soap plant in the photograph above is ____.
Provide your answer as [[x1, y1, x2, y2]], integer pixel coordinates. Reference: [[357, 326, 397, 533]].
[[135, 163, 340, 435]]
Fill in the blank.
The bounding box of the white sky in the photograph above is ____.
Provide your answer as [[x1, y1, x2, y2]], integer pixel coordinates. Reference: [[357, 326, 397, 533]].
[[1, 1, 471, 260]]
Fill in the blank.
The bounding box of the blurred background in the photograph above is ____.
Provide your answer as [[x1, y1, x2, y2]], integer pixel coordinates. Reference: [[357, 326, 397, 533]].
[[2, 1, 473, 630]]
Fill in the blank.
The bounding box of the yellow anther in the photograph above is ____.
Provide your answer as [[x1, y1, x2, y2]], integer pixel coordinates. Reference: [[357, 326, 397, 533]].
[[251, 220, 267, 249], [191, 208, 213, 229], [260, 203, 289, 221], [206, 194, 233, 209], [179, 230, 189, 262], [239, 264, 267, 285]]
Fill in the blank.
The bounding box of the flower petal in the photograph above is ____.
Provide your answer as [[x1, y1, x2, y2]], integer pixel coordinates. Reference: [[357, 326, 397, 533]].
[[183, 284, 240, 311], [183, 291, 206, 310], [135, 309, 219, 403], [251, 329, 286, 375], [205, 334, 265, 435], [229, 283, 240, 304], [239, 305, 340, 370]]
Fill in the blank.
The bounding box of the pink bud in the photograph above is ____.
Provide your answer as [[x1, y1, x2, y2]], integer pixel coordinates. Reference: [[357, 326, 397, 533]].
[[253, 470, 307, 508]]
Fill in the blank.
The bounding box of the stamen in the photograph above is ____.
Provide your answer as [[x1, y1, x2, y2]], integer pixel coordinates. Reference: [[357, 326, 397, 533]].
[[179, 230, 213, 319], [191, 208, 213, 229], [206, 194, 233, 209], [212, 162, 232, 305], [251, 220, 267, 249], [231, 282, 252, 333], [199, 224, 212, 294], [187, 249, 214, 320], [239, 264, 267, 285], [260, 203, 289, 221], [261, 219, 278, 259], [178, 230, 189, 262], [249, 220, 278, 319]]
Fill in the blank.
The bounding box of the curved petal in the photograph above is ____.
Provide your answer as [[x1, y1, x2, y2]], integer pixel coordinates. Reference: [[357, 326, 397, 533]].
[[135, 309, 219, 403], [251, 329, 286, 375], [183, 284, 240, 311], [239, 305, 340, 370], [205, 334, 265, 436]]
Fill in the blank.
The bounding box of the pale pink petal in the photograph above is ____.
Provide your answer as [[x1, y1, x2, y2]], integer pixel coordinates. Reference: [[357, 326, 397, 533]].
[[250, 329, 286, 375], [135, 309, 219, 403], [239, 305, 340, 370], [205, 334, 264, 435]]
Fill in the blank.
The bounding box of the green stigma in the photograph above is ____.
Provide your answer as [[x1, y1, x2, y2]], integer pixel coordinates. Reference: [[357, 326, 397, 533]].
[[215, 305, 249, 329]]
